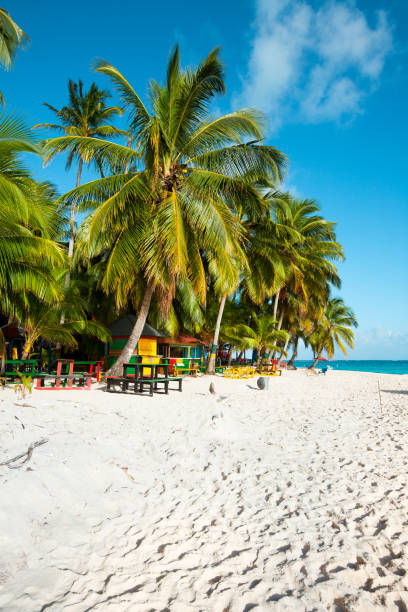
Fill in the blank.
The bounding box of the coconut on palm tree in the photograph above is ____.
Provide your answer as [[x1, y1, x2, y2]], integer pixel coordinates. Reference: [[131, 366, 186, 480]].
[[49, 46, 287, 376]]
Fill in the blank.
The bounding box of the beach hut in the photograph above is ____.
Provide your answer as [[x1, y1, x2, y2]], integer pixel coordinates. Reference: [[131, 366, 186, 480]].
[[1, 324, 25, 359], [107, 316, 167, 369], [157, 335, 207, 372]]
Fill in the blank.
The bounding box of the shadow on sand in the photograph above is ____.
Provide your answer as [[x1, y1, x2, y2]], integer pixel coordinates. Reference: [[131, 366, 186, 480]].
[[381, 389, 408, 396]]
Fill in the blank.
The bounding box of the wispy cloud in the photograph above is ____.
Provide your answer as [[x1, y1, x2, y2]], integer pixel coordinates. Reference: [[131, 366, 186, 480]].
[[357, 327, 408, 347], [236, 0, 392, 130]]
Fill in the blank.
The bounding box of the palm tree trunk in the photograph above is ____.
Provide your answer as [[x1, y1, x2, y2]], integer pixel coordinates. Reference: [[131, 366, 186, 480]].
[[67, 159, 83, 262], [272, 306, 285, 359], [288, 336, 299, 367], [0, 331, 5, 376], [206, 294, 227, 375], [277, 335, 290, 367], [106, 282, 155, 377], [21, 337, 33, 360], [309, 326, 332, 369], [310, 352, 321, 369], [59, 160, 84, 344], [272, 290, 280, 320], [227, 347, 233, 366]]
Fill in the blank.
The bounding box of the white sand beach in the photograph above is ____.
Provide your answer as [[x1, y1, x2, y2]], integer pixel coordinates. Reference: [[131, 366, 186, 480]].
[[0, 370, 407, 611]]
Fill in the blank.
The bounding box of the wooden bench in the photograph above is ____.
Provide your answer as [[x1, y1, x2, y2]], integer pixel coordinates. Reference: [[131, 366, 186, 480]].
[[106, 376, 129, 392], [174, 364, 199, 377], [138, 377, 183, 396], [256, 367, 282, 377], [36, 374, 93, 390], [106, 376, 183, 396], [224, 366, 256, 379]]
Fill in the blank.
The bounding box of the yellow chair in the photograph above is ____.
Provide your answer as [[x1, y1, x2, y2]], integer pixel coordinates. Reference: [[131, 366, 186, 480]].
[[224, 365, 256, 379]]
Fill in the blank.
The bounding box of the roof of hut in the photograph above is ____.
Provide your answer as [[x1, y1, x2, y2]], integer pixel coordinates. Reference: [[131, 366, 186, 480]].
[[159, 334, 207, 346], [108, 315, 167, 338], [0, 324, 24, 339]]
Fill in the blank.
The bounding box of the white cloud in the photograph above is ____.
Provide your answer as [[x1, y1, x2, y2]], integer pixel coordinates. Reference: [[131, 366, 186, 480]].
[[356, 327, 408, 347], [349, 327, 408, 359], [237, 1, 392, 129]]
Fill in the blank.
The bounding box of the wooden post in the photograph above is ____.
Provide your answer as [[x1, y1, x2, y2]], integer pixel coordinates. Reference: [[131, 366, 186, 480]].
[[56, 360, 62, 389]]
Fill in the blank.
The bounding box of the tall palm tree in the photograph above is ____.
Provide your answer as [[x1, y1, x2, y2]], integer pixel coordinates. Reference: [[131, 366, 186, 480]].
[[0, 8, 28, 104], [206, 188, 290, 374], [270, 197, 343, 355], [205, 250, 244, 374], [36, 80, 124, 265], [310, 297, 358, 368], [0, 114, 65, 361], [49, 46, 287, 376]]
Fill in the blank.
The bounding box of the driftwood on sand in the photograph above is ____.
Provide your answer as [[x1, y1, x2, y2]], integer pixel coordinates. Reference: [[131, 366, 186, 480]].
[[0, 438, 48, 469]]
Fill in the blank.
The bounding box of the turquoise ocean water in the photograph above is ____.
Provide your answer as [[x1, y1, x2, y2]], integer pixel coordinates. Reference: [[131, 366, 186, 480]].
[[294, 360, 408, 375]]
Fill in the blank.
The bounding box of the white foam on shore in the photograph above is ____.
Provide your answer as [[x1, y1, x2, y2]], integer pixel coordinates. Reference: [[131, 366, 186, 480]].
[[0, 370, 407, 611]]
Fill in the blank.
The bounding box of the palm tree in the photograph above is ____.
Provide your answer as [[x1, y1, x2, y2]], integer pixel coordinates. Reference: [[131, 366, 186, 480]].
[[0, 8, 28, 104], [6, 290, 110, 359], [271, 197, 344, 356], [287, 313, 315, 368], [205, 250, 244, 374], [0, 114, 64, 301], [0, 114, 67, 363], [310, 297, 358, 368], [36, 80, 124, 265], [50, 46, 287, 376], [224, 313, 289, 365]]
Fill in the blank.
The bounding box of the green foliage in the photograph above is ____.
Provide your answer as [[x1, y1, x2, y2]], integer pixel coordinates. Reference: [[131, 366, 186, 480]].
[[0, 8, 28, 104], [9, 286, 111, 359], [0, 8, 28, 71], [224, 313, 289, 358], [310, 297, 358, 361], [37, 79, 125, 172], [47, 46, 287, 372], [14, 374, 32, 400], [0, 114, 64, 304], [0, 42, 356, 369]]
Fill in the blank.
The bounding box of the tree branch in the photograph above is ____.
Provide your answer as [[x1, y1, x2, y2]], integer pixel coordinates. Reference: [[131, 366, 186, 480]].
[[0, 438, 48, 469]]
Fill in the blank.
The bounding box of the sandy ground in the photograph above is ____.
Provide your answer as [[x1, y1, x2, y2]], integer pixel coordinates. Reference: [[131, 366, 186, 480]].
[[0, 369, 407, 611]]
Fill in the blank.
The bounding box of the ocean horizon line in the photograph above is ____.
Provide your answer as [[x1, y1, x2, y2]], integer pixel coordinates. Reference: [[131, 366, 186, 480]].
[[293, 359, 408, 375]]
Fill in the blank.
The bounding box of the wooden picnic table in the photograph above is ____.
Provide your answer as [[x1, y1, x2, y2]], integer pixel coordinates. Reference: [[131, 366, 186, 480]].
[[71, 360, 103, 382], [4, 359, 37, 376], [105, 362, 181, 396], [36, 373, 92, 390], [123, 362, 170, 380]]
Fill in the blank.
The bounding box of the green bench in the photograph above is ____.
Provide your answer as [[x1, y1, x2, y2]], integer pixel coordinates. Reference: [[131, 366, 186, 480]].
[[106, 376, 183, 396], [2, 360, 37, 384]]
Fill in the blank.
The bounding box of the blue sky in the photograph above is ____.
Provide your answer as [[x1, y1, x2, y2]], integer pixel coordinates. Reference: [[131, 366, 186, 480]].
[[5, 0, 408, 359]]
